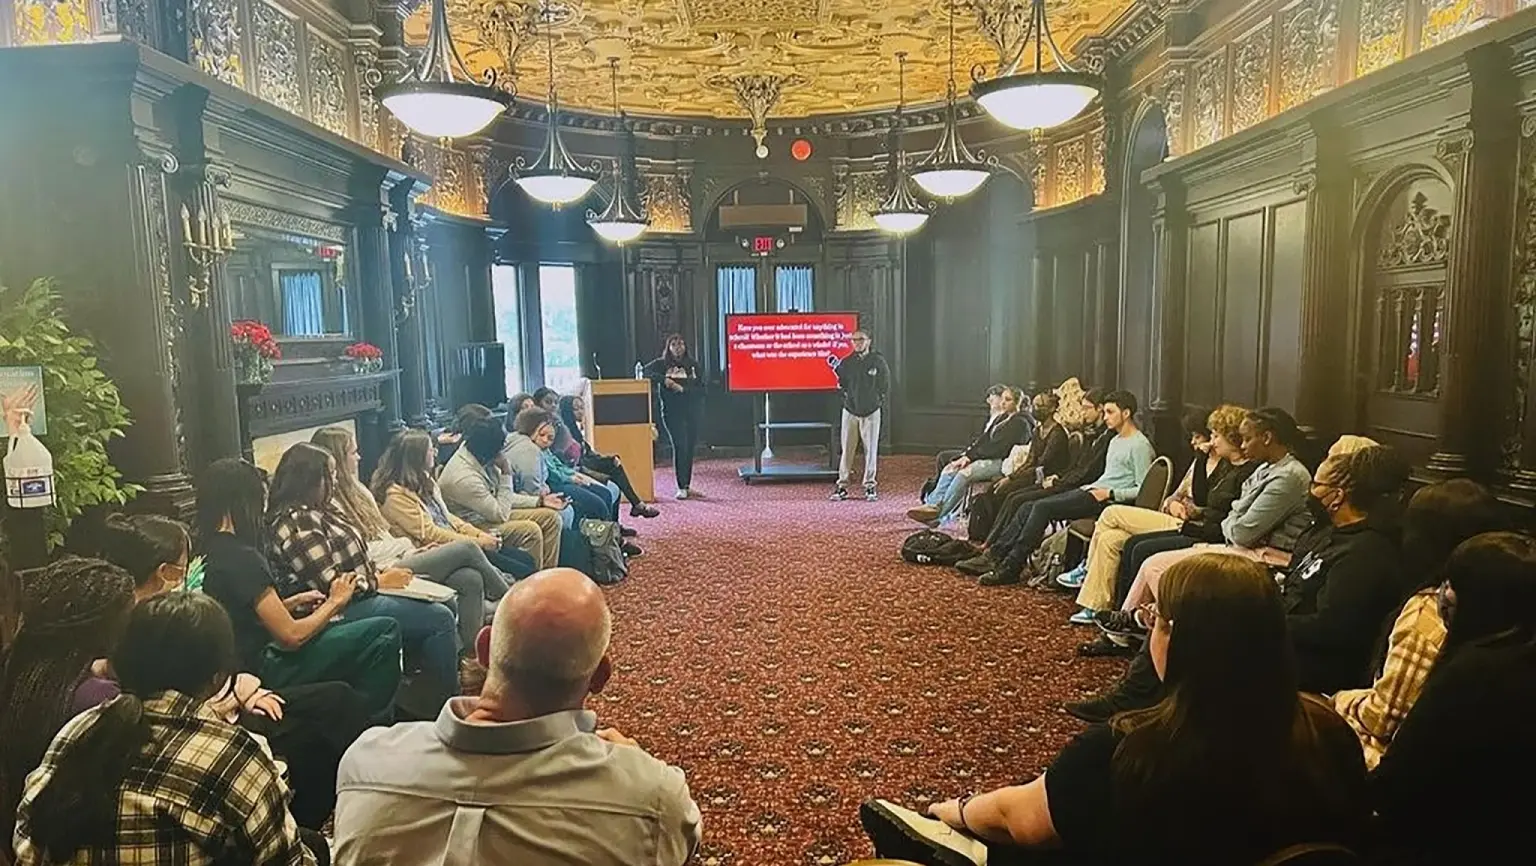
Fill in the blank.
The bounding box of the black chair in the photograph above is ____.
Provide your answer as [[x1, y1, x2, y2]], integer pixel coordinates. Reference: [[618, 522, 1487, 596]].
[[1066, 455, 1174, 545]]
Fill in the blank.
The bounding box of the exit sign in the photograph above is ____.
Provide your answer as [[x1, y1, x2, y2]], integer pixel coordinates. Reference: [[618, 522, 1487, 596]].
[[752, 235, 775, 254]]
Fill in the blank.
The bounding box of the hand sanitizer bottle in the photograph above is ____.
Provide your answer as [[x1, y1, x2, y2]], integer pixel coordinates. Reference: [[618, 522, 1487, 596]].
[[5, 410, 55, 508]]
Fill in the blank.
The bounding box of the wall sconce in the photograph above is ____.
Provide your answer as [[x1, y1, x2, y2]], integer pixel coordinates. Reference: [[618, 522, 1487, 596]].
[[396, 235, 432, 324], [180, 202, 233, 308]]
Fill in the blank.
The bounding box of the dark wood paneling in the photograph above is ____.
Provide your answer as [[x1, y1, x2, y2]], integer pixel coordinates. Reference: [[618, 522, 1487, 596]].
[[1184, 222, 1222, 408], [1052, 252, 1087, 381], [1221, 210, 1266, 408], [1265, 200, 1307, 409]]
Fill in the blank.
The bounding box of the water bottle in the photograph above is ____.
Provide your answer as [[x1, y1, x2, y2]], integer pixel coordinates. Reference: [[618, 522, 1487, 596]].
[[5, 410, 55, 508], [634, 361, 644, 379]]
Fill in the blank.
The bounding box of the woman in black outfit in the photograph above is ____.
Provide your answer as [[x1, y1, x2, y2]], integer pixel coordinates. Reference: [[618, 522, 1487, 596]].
[[557, 394, 660, 518], [644, 333, 705, 500], [860, 552, 1368, 866]]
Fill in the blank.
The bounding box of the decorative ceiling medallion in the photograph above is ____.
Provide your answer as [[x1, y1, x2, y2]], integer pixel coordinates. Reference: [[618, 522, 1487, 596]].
[[410, 0, 1131, 119]]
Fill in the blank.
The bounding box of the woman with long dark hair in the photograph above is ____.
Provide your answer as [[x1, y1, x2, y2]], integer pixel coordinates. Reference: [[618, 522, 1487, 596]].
[[860, 552, 1368, 865], [267, 443, 458, 711], [558, 393, 660, 518], [0, 558, 136, 862], [1373, 532, 1536, 863], [13, 593, 325, 865], [644, 333, 705, 499], [196, 457, 402, 721]]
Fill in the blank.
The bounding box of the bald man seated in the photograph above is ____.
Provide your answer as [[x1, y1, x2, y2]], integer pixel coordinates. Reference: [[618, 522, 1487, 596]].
[[332, 568, 701, 866]]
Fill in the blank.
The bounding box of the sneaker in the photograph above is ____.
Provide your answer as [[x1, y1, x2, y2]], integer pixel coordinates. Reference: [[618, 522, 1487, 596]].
[[686, 488, 704, 499], [620, 526, 638, 538], [864, 483, 878, 501], [830, 485, 849, 501], [1076, 636, 1136, 658], [978, 569, 1021, 587], [674, 489, 688, 500], [955, 553, 995, 576], [629, 503, 660, 518], [1064, 696, 1119, 723], [858, 799, 987, 866], [1055, 563, 1088, 589], [1067, 607, 1098, 625], [1097, 610, 1148, 641], [621, 541, 643, 558], [906, 505, 941, 525]]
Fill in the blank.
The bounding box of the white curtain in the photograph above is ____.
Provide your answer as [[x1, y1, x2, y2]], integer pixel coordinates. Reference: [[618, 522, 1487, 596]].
[[280, 270, 324, 336], [716, 265, 757, 366], [775, 265, 814, 312]]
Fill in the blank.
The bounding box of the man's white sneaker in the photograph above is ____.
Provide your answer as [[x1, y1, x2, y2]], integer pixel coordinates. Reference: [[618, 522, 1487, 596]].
[[859, 798, 988, 866]]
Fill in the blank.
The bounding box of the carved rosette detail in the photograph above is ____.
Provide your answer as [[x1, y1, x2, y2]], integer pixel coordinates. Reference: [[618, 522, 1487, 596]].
[[1162, 66, 1186, 158], [641, 173, 693, 234], [1377, 192, 1452, 268], [1356, 0, 1406, 77], [1191, 51, 1227, 150], [253, 3, 302, 115], [1231, 22, 1272, 133], [1055, 137, 1087, 204], [189, 0, 246, 87], [309, 35, 351, 138]]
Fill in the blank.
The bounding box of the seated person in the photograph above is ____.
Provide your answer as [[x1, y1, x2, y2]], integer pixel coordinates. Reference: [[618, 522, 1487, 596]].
[[558, 394, 660, 519], [85, 514, 370, 831], [925, 385, 1030, 480], [334, 569, 701, 865], [908, 386, 1030, 525], [964, 391, 1070, 541], [435, 419, 568, 567], [505, 408, 621, 526], [976, 390, 1156, 587], [13, 593, 326, 865], [1066, 404, 1252, 624], [1372, 532, 1536, 865], [859, 553, 1367, 866], [963, 388, 1111, 553], [196, 458, 403, 723], [266, 443, 459, 711], [0, 557, 137, 858], [1333, 479, 1501, 768]]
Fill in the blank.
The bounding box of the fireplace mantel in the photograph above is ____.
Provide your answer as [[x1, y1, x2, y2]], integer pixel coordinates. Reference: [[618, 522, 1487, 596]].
[[238, 371, 399, 442]]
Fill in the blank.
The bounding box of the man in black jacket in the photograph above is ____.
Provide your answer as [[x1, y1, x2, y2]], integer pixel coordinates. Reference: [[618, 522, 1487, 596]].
[[907, 387, 1030, 524], [832, 331, 891, 501]]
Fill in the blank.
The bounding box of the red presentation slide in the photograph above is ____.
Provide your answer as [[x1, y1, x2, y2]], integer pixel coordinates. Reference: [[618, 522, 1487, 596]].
[[725, 312, 859, 392]]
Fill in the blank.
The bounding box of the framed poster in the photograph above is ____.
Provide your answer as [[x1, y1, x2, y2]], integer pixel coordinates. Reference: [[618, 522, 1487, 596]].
[[0, 366, 46, 436]]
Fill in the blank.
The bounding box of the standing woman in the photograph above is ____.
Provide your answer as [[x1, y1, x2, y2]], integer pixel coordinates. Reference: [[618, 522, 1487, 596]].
[[644, 333, 705, 500]]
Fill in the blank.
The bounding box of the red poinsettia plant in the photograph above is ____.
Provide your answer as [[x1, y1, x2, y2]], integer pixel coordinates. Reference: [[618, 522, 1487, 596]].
[[230, 320, 282, 360], [343, 342, 383, 361]]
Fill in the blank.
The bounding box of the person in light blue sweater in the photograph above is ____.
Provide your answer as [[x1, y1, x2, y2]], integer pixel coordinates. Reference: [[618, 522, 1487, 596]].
[[981, 390, 1158, 587]]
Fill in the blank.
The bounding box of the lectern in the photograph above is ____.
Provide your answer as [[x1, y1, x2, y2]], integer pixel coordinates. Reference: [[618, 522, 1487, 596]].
[[583, 378, 656, 502]]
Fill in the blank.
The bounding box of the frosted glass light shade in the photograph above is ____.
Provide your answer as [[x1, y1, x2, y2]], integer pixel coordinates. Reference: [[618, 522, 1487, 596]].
[[380, 83, 510, 139], [971, 72, 1101, 131], [911, 167, 990, 199], [589, 219, 648, 243], [872, 210, 929, 234], [515, 173, 598, 205]]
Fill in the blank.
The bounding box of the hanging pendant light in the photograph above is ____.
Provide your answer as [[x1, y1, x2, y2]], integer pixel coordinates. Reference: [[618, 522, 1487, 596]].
[[872, 53, 930, 235], [513, 4, 599, 206], [378, 0, 512, 139], [588, 59, 650, 244], [912, 0, 991, 200], [970, 0, 1102, 130]]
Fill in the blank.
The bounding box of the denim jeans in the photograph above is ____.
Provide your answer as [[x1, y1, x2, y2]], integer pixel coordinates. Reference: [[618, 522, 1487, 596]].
[[551, 480, 616, 522], [996, 488, 1106, 579], [924, 458, 1004, 519], [340, 594, 458, 710], [396, 540, 511, 653]]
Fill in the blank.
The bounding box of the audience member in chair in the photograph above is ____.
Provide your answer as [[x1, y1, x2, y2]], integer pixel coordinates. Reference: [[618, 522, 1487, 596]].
[[645, 333, 706, 500], [908, 386, 1030, 525], [926, 384, 1013, 481], [333, 568, 701, 866], [195, 458, 402, 722], [434, 421, 566, 569], [557, 394, 661, 519], [1372, 532, 1536, 864], [82, 515, 370, 832], [1068, 404, 1253, 627], [859, 553, 1367, 866], [267, 443, 459, 711], [964, 390, 1071, 541], [1333, 479, 1502, 768], [504, 408, 621, 526], [13, 593, 326, 866], [976, 390, 1156, 587]]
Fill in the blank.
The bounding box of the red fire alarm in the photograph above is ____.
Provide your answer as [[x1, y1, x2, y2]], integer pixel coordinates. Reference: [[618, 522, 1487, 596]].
[[790, 138, 813, 161]]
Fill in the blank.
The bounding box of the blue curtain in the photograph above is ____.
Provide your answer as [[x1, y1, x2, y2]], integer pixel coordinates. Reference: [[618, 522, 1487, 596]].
[[281, 270, 324, 336], [717, 265, 757, 366], [775, 265, 814, 313]]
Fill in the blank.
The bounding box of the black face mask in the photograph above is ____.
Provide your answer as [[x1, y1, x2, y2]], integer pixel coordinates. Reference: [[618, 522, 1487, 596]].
[[1033, 406, 1053, 422], [1306, 495, 1332, 523]]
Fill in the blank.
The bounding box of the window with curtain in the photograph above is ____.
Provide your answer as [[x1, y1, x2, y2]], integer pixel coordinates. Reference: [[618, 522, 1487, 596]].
[[539, 264, 583, 392], [279, 270, 324, 336], [490, 264, 525, 395], [774, 265, 814, 313], [717, 265, 758, 366]]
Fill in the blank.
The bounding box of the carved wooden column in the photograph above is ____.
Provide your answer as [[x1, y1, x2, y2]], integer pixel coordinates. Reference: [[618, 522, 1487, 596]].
[[1293, 114, 1351, 439], [1148, 175, 1188, 452], [1028, 249, 1052, 393], [1499, 110, 1536, 496], [388, 183, 430, 426], [1428, 44, 1519, 480], [355, 197, 403, 432]]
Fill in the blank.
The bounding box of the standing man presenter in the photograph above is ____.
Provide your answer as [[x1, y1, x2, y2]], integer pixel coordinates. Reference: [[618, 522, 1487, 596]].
[[831, 330, 890, 502]]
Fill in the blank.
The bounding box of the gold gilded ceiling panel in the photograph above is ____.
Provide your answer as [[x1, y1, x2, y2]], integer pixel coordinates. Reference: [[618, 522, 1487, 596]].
[[404, 0, 1131, 120]]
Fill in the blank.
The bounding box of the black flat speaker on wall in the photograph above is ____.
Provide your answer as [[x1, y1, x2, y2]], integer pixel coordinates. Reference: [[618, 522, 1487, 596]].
[[452, 342, 507, 410]]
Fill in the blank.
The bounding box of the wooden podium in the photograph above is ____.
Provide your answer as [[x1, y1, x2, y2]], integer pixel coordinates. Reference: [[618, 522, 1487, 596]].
[[583, 378, 656, 502]]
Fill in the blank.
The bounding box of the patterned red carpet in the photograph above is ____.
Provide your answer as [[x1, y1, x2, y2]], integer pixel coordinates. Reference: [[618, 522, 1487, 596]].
[[602, 455, 1123, 866]]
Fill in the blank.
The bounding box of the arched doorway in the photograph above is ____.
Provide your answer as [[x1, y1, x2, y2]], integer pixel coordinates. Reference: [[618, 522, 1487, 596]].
[[1117, 102, 1168, 399]]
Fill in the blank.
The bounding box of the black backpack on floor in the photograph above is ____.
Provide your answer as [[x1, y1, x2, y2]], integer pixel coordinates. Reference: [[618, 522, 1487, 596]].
[[900, 530, 977, 566]]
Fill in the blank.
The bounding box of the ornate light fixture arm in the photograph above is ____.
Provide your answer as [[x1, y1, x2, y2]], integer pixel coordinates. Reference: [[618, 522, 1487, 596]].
[[180, 167, 234, 311]]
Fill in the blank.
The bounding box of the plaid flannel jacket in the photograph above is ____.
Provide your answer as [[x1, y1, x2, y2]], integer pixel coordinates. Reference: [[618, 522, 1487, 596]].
[[267, 504, 378, 594], [1333, 588, 1447, 769], [12, 691, 315, 866]]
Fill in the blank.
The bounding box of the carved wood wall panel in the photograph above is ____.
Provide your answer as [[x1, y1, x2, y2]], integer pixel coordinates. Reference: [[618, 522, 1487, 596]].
[[641, 171, 694, 234], [1232, 21, 1274, 133], [1357, 0, 1408, 77], [1420, 0, 1481, 50], [1503, 114, 1536, 478], [1054, 137, 1087, 204], [253, 2, 302, 115], [834, 168, 885, 232], [1192, 51, 1228, 150]]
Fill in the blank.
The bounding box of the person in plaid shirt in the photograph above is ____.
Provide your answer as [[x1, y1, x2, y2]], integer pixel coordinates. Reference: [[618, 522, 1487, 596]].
[[12, 592, 324, 865], [265, 443, 458, 711]]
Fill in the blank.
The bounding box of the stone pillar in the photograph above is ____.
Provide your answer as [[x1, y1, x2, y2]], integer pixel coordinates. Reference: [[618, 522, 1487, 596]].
[[1293, 114, 1351, 440], [1428, 44, 1519, 480], [1147, 175, 1188, 453]]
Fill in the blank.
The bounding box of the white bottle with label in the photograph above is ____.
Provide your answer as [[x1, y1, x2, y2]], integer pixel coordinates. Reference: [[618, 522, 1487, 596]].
[[5, 410, 55, 508]]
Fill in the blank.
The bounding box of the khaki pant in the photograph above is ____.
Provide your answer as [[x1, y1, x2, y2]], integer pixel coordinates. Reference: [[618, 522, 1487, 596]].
[[1075, 505, 1181, 611], [497, 508, 563, 570], [838, 408, 881, 486]]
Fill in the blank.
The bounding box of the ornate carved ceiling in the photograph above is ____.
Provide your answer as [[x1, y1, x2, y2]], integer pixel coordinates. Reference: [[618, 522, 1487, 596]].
[[404, 0, 1132, 120]]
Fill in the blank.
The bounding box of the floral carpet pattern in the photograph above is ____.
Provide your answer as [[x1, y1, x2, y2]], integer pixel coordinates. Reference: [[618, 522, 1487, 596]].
[[602, 456, 1123, 866]]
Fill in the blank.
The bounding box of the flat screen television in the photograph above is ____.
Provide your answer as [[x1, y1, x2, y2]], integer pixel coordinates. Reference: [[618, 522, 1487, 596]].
[[724, 312, 859, 392]]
